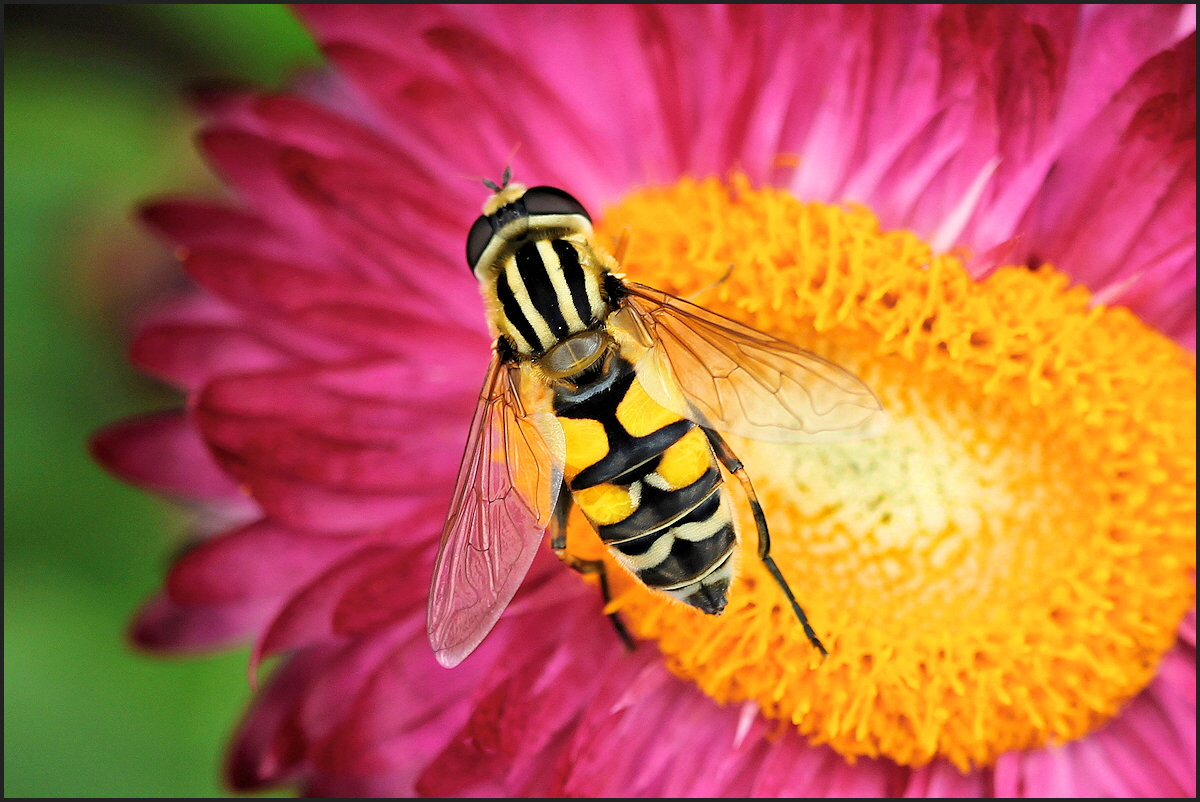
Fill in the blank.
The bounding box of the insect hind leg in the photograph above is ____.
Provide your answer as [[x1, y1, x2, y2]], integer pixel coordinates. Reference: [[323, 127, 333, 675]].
[[549, 483, 636, 652], [702, 428, 829, 657]]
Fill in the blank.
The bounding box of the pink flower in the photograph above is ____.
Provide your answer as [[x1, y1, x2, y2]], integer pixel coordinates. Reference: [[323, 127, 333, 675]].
[[93, 5, 1195, 797]]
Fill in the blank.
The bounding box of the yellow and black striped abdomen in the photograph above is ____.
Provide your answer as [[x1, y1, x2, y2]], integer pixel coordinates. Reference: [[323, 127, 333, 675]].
[[553, 355, 738, 614]]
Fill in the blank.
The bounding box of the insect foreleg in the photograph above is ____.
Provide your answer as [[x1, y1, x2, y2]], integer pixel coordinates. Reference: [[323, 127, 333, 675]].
[[701, 428, 829, 657], [549, 483, 636, 652]]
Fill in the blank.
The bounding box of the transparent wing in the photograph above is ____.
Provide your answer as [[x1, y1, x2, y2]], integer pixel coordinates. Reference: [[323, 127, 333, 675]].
[[609, 282, 885, 443], [427, 354, 563, 668]]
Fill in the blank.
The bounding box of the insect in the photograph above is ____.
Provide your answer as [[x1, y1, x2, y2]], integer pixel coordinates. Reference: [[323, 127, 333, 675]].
[[427, 172, 884, 667]]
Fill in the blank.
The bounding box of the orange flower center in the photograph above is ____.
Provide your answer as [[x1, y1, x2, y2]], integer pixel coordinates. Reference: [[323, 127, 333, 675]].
[[572, 175, 1196, 770]]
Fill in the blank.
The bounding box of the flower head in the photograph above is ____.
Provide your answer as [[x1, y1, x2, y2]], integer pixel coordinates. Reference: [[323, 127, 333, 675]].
[[93, 5, 1195, 797]]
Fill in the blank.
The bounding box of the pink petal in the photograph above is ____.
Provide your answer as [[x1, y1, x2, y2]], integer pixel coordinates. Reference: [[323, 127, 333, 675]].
[[272, 146, 484, 321], [283, 626, 441, 767], [139, 199, 307, 265], [180, 247, 488, 353], [131, 318, 288, 390], [129, 592, 277, 653], [255, 541, 431, 661], [903, 760, 993, 797], [193, 364, 474, 529], [166, 519, 364, 605], [226, 646, 333, 789], [237, 471, 441, 533], [1012, 36, 1195, 331], [91, 410, 241, 500], [197, 129, 330, 249], [1179, 607, 1196, 647], [1007, 640, 1196, 798], [309, 629, 492, 782]]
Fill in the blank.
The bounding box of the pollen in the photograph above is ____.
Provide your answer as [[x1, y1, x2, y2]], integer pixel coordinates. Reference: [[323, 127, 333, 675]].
[[583, 175, 1196, 770]]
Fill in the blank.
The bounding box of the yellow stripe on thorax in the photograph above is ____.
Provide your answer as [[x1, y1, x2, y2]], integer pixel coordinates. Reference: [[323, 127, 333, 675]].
[[503, 260, 554, 350], [537, 240, 586, 332]]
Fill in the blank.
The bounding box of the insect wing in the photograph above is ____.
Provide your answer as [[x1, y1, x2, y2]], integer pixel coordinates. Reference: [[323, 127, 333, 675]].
[[427, 355, 563, 668], [613, 282, 884, 443]]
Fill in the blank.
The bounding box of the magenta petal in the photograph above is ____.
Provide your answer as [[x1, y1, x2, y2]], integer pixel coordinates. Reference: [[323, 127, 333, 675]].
[[193, 365, 474, 531], [132, 318, 287, 390], [549, 646, 746, 797], [130, 592, 276, 653], [245, 473, 440, 533], [413, 736, 510, 797], [283, 628, 427, 764], [1180, 608, 1196, 648], [1149, 645, 1198, 793], [417, 568, 625, 796], [139, 199, 306, 264], [227, 646, 332, 789], [272, 147, 484, 322], [180, 247, 489, 355], [903, 761, 992, 797], [166, 519, 363, 605], [1010, 655, 1197, 798], [256, 543, 427, 660], [197, 130, 324, 240], [213, 90, 405, 165], [1013, 35, 1195, 333], [309, 630, 490, 783], [91, 410, 241, 500]]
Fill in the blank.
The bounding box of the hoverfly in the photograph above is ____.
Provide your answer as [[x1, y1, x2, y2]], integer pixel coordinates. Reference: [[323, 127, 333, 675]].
[[427, 172, 884, 667]]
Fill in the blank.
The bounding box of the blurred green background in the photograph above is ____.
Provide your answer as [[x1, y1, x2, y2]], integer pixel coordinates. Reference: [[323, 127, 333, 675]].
[[4, 6, 321, 796]]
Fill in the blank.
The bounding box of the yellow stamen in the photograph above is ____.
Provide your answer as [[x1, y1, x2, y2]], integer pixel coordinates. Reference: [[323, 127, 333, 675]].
[[577, 175, 1196, 771]]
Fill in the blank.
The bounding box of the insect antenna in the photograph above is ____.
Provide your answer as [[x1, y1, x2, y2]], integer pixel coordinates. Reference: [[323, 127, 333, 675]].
[[482, 164, 514, 194]]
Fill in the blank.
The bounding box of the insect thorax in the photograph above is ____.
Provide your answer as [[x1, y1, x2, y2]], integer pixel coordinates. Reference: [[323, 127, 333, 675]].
[[480, 233, 612, 358]]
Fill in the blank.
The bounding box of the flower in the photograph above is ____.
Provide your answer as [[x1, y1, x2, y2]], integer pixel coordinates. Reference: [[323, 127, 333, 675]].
[[91, 5, 1196, 797]]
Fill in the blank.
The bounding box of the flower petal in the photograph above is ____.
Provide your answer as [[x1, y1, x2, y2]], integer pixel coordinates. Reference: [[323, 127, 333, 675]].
[[130, 592, 276, 652], [132, 311, 289, 391], [903, 761, 993, 797], [255, 540, 434, 661], [91, 410, 241, 500], [194, 362, 475, 531], [226, 647, 324, 790], [166, 519, 365, 605]]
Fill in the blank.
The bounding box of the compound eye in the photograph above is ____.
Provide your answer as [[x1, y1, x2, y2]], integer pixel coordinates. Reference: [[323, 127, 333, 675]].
[[521, 186, 591, 222], [465, 215, 493, 270]]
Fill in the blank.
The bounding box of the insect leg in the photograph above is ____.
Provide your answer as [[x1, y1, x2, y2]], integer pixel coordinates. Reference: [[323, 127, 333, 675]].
[[702, 428, 829, 657], [549, 482, 635, 651], [685, 263, 735, 303]]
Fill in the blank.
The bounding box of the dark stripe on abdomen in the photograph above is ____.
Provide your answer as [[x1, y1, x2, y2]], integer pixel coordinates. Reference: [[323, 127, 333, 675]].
[[570, 420, 693, 490], [615, 493, 736, 588], [596, 466, 721, 542]]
